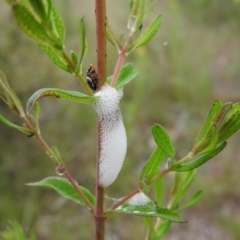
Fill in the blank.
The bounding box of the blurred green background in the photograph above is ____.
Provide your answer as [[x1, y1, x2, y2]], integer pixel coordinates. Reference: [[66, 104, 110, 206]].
[[0, 0, 240, 239]]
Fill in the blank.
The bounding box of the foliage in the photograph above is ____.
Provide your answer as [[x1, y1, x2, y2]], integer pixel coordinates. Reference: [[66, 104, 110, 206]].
[[0, 0, 240, 239]]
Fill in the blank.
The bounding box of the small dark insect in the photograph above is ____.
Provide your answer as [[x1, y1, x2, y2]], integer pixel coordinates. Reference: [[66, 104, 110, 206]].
[[27, 133, 34, 138], [86, 64, 99, 91]]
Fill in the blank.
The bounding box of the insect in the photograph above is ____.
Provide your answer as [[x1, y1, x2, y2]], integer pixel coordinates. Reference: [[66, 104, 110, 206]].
[[86, 64, 99, 91]]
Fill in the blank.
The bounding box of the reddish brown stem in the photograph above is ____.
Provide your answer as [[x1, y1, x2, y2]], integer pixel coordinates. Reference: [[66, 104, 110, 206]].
[[110, 51, 126, 87], [64, 168, 94, 213], [95, 0, 107, 89], [109, 188, 140, 211], [94, 0, 107, 239], [94, 119, 106, 240]]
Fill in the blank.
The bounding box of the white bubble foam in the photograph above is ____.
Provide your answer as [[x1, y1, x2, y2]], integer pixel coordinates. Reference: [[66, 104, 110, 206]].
[[128, 192, 152, 206], [93, 84, 127, 187]]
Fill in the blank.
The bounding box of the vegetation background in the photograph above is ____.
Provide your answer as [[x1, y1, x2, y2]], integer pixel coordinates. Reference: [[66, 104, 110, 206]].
[[0, 0, 240, 239]]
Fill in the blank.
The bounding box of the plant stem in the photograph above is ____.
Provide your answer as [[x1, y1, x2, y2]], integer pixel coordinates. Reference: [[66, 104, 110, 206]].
[[95, 0, 107, 89], [94, 119, 106, 240], [94, 0, 107, 239], [148, 168, 171, 184]]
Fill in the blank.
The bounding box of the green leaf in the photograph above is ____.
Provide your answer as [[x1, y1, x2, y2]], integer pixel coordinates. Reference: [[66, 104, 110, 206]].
[[78, 17, 87, 67], [140, 147, 165, 183], [172, 141, 227, 172], [26, 88, 98, 114], [128, 0, 139, 30], [0, 70, 10, 103], [106, 63, 139, 89], [151, 124, 175, 159], [181, 170, 196, 198], [12, 4, 58, 47], [27, 177, 95, 206], [182, 190, 203, 209], [152, 220, 171, 240], [135, 0, 145, 31], [128, 15, 162, 52], [0, 71, 25, 116], [218, 110, 240, 143], [39, 43, 71, 72], [154, 178, 163, 206], [233, 102, 240, 111], [108, 196, 185, 222], [213, 102, 232, 127], [153, 221, 171, 239], [29, 0, 50, 21], [194, 99, 222, 146], [1, 221, 26, 240], [106, 19, 120, 49], [70, 50, 78, 66], [116, 63, 139, 89], [50, 3, 65, 46], [0, 114, 31, 135], [191, 124, 219, 155]]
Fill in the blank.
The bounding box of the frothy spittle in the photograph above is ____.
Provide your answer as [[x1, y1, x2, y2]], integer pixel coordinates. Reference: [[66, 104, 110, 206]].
[[128, 192, 152, 206], [93, 84, 127, 187]]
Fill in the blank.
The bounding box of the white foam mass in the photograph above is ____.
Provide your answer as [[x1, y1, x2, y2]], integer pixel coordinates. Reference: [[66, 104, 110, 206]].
[[128, 192, 152, 206], [93, 84, 127, 187]]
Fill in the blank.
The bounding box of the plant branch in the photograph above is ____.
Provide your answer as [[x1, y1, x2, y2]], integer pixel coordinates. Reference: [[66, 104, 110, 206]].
[[110, 51, 126, 87], [21, 115, 94, 211], [109, 188, 140, 211], [64, 167, 94, 213], [61, 51, 93, 95]]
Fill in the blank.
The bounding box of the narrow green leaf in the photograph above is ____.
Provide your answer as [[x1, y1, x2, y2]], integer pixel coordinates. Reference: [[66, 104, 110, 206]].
[[27, 177, 95, 206], [182, 190, 203, 209], [70, 50, 78, 66], [39, 43, 70, 72], [218, 110, 240, 143], [50, 4, 65, 46], [172, 141, 227, 172], [181, 170, 196, 198], [1, 221, 26, 240], [0, 114, 31, 135], [128, 15, 162, 52], [128, 0, 139, 30], [152, 220, 172, 240], [191, 124, 219, 155], [151, 124, 175, 159], [12, 4, 57, 46], [0, 73, 25, 116], [78, 17, 87, 65], [140, 147, 165, 183], [135, 0, 145, 30], [213, 102, 232, 127], [233, 102, 240, 111], [194, 99, 222, 146], [29, 0, 50, 21], [154, 178, 163, 206], [26, 88, 98, 114], [106, 19, 120, 49], [109, 197, 185, 222], [0, 70, 10, 103]]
